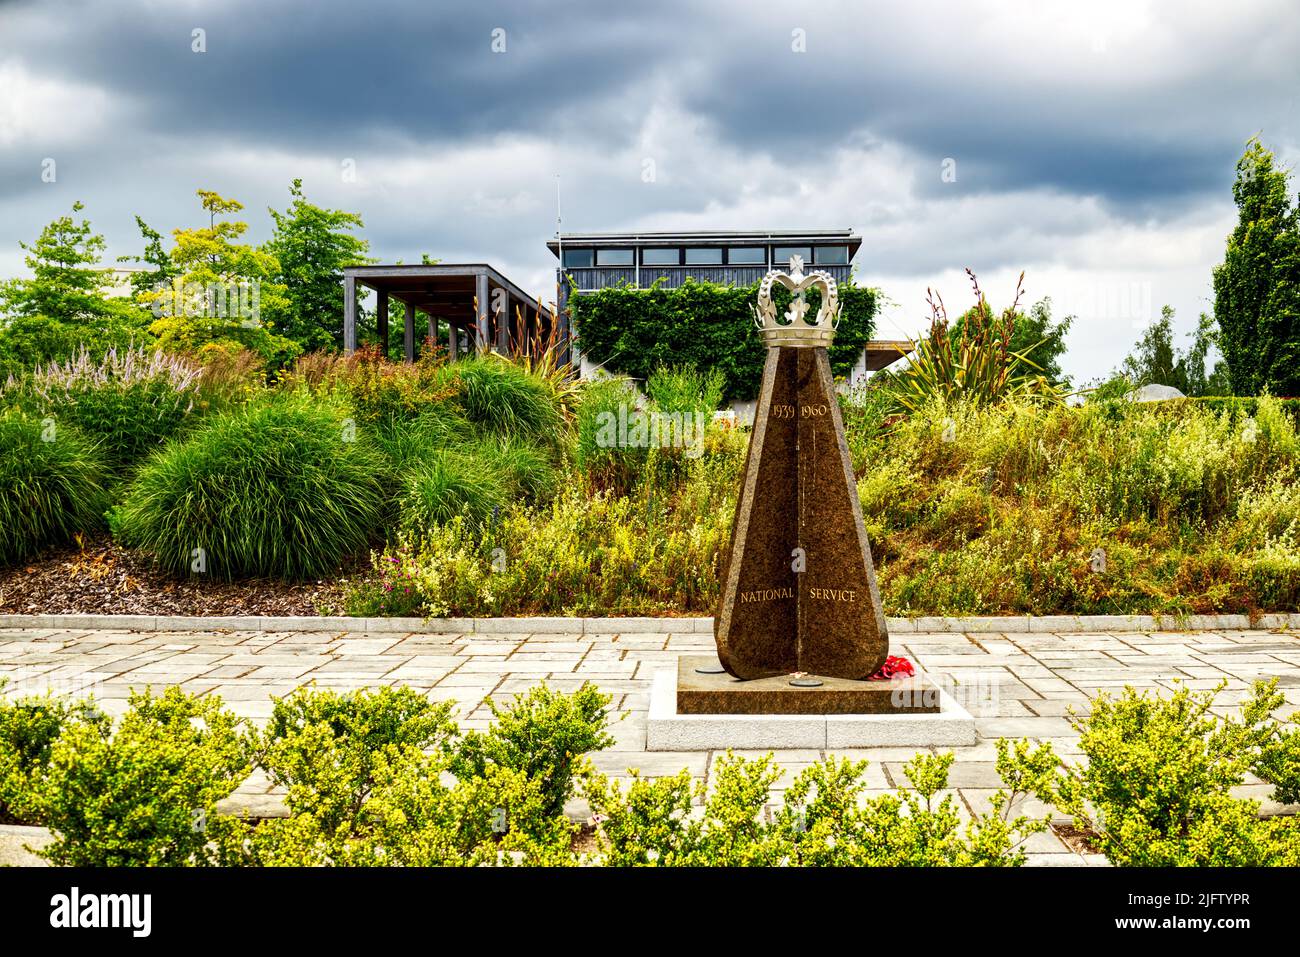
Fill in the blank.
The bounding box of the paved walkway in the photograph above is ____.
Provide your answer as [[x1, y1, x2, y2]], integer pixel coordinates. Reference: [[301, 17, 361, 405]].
[[3, 624, 1299, 866]]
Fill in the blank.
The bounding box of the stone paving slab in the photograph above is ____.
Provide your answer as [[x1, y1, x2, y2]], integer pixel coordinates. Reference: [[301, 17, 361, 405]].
[[3, 623, 1299, 867]]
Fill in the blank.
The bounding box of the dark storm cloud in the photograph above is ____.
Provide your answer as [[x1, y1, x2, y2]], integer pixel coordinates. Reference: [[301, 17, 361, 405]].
[[3, 0, 1300, 385], [4, 0, 1296, 214], [4, 0, 679, 147]]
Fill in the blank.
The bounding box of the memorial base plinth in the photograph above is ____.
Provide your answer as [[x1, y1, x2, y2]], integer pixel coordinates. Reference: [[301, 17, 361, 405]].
[[648, 657, 976, 751], [677, 656, 938, 715]]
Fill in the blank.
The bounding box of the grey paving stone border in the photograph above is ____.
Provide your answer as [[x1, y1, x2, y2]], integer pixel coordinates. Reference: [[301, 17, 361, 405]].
[[0, 612, 1296, 633]]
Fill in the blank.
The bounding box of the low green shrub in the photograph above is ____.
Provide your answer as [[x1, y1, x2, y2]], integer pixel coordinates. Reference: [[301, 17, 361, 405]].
[[115, 392, 386, 580], [1008, 680, 1300, 866], [38, 687, 252, 867], [1, 345, 204, 473], [584, 743, 1054, 866], [452, 683, 615, 818], [0, 409, 110, 565], [238, 683, 584, 866], [0, 685, 108, 824], [257, 685, 457, 837]]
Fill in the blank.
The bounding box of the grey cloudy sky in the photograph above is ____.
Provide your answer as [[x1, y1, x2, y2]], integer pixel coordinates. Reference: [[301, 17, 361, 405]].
[[1, 0, 1297, 382]]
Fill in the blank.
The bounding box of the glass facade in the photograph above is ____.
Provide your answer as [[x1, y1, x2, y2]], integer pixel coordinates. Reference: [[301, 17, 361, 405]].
[[595, 248, 634, 266], [641, 247, 679, 265], [813, 245, 849, 265], [773, 246, 812, 266], [562, 248, 594, 268], [685, 247, 723, 265], [727, 247, 767, 265]]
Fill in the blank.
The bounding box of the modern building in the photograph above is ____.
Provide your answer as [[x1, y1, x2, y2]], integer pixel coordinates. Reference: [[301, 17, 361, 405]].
[[340, 228, 908, 374], [547, 228, 859, 311], [546, 228, 907, 375]]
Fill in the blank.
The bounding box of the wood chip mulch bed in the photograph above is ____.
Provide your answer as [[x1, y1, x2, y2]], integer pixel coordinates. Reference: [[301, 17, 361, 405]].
[[0, 539, 349, 617]]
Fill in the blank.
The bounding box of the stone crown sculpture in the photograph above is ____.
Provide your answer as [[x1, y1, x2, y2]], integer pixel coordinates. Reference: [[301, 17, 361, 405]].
[[751, 255, 840, 348]]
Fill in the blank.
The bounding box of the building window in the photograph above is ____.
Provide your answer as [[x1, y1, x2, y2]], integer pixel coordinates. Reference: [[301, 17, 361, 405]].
[[562, 248, 594, 268], [773, 246, 812, 267], [685, 247, 723, 265], [595, 248, 634, 267], [814, 245, 849, 265], [727, 247, 766, 265], [642, 248, 680, 266]]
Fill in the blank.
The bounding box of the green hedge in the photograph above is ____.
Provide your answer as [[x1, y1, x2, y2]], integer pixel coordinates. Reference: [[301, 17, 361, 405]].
[[570, 278, 878, 402]]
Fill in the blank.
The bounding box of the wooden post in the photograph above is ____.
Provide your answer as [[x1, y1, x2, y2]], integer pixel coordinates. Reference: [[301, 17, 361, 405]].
[[448, 321, 459, 360], [403, 300, 416, 363], [497, 289, 510, 353], [475, 272, 489, 353], [427, 313, 436, 356], [376, 289, 389, 357], [343, 275, 358, 354]]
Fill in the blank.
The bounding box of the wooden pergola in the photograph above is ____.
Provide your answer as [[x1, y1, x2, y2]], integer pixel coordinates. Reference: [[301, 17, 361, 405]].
[[863, 340, 912, 371], [342, 264, 557, 361]]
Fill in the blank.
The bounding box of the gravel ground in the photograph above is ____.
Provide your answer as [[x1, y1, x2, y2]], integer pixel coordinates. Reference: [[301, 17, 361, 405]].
[[0, 539, 350, 616]]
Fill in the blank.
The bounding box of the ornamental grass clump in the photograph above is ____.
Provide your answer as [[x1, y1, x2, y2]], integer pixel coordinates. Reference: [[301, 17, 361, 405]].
[[433, 354, 564, 443], [2, 344, 204, 474], [115, 392, 386, 580], [0, 409, 110, 565]]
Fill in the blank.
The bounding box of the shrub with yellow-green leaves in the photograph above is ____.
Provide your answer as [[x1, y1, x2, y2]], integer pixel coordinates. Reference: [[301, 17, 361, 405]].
[[1004, 679, 1300, 866], [37, 686, 254, 867], [849, 395, 1300, 617], [0, 684, 109, 825], [583, 744, 1056, 867]]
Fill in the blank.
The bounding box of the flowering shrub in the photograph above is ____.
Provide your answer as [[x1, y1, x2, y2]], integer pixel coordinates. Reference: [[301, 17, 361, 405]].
[[853, 395, 1300, 616], [347, 484, 732, 617], [2, 345, 204, 472]]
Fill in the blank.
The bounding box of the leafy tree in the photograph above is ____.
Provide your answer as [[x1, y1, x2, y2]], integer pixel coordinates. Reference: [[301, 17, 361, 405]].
[[1109, 305, 1230, 397], [264, 179, 371, 352], [0, 203, 149, 377], [141, 190, 299, 368], [1212, 138, 1300, 396], [117, 216, 181, 299]]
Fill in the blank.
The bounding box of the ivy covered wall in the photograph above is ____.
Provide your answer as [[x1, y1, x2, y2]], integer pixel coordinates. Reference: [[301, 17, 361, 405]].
[[569, 278, 879, 402]]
